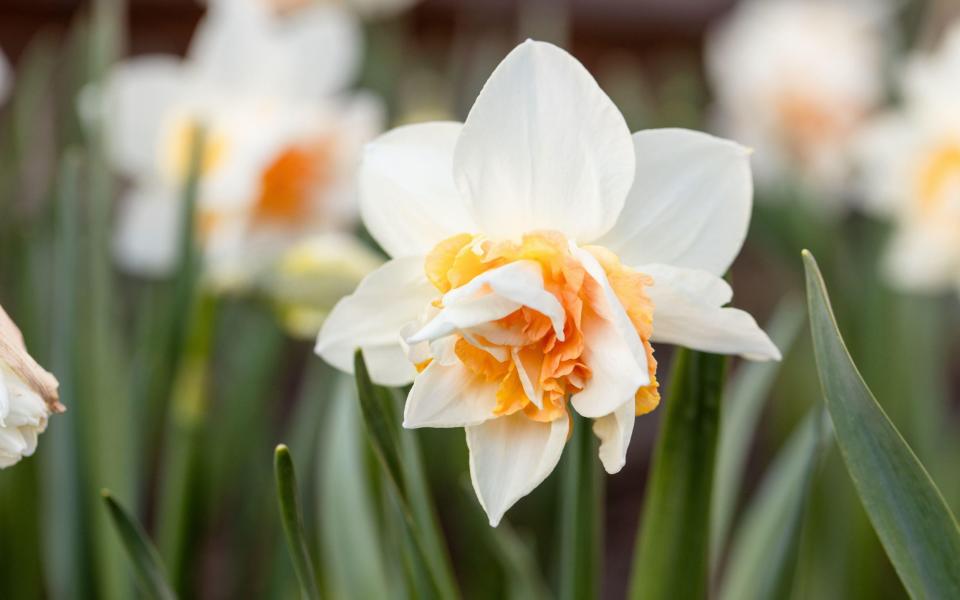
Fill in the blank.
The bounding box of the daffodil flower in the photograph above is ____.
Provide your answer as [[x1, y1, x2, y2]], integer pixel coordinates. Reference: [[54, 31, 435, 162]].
[[859, 24, 960, 292], [100, 0, 381, 289], [0, 305, 63, 469], [316, 41, 780, 526], [706, 0, 886, 200]]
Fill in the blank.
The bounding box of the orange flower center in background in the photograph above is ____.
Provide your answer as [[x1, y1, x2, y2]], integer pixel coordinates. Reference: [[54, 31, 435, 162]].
[[916, 143, 960, 215], [254, 141, 335, 225], [775, 90, 858, 162], [424, 231, 660, 423]]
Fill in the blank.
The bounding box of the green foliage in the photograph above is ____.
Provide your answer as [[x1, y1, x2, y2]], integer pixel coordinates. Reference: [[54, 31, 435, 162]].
[[629, 349, 726, 600], [101, 491, 176, 600], [557, 414, 602, 600], [718, 410, 829, 600], [803, 250, 960, 598], [274, 445, 322, 600], [353, 351, 460, 599]]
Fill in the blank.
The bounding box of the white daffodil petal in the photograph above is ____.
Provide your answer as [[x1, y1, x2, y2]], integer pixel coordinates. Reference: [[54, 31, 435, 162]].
[[454, 40, 635, 242], [404, 360, 498, 428], [190, 1, 361, 100], [569, 245, 649, 418], [467, 413, 569, 526], [316, 257, 436, 386], [101, 57, 185, 179], [409, 260, 565, 344], [359, 122, 476, 258], [593, 399, 636, 474], [112, 185, 182, 278], [643, 264, 781, 361], [598, 129, 753, 276], [445, 260, 565, 336]]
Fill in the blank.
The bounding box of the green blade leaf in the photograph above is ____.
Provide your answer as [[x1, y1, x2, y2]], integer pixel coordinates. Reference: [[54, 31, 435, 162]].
[[353, 350, 407, 500], [557, 413, 602, 600], [718, 409, 828, 600], [319, 378, 391, 599], [711, 297, 805, 567], [353, 351, 460, 599], [629, 349, 726, 600], [803, 250, 960, 597], [274, 444, 322, 600], [100, 490, 176, 600]]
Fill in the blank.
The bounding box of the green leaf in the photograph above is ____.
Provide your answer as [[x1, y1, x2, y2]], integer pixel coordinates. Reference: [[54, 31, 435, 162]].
[[487, 522, 552, 600], [353, 350, 407, 500], [557, 413, 602, 600], [100, 490, 177, 600], [319, 378, 391, 599], [353, 351, 460, 599], [629, 349, 726, 600], [718, 409, 828, 600], [803, 250, 960, 598], [274, 445, 322, 600], [711, 297, 805, 567]]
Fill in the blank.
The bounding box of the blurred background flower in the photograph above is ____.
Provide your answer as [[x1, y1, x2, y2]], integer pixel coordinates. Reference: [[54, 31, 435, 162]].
[[98, 0, 382, 293], [859, 23, 960, 293], [706, 0, 888, 205]]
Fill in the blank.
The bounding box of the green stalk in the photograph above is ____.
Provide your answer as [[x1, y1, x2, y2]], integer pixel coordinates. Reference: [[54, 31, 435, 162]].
[[629, 349, 726, 600], [556, 413, 602, 600], [274, 445, 322, 600], [101, 491, 177, 600]]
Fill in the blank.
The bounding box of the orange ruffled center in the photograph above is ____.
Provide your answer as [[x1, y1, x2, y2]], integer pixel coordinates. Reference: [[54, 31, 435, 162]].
[[424, 231, 660, 423]]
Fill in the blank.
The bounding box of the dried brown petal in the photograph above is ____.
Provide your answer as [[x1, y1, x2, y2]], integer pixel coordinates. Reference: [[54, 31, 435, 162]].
[[0, 305, 63, 413]]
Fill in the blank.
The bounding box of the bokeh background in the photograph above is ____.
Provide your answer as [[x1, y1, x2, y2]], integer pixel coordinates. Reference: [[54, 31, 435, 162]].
[[0, 0, 958, 599]]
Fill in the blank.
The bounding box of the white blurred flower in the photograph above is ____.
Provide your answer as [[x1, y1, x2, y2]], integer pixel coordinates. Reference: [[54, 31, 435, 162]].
[[0, 305, 63, 469], [706, 0, 887, 200], [859, 24, 960, 293], [316, 41, 780, 526], [264, 233, 383, 338], [100, 0, 382, 289]]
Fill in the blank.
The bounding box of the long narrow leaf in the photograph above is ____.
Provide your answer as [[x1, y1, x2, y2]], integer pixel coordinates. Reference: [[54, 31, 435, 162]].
[[319, 378, 391, 599], [274, 445, 322, 600], [353, 350, 407, 500], [629, 349, 726, 600], [718, 409, 828, 600], [711, 297, 805, 567], [101, 491, 176, 600], [557, 413, 602, 600], [803, 250, 960, 597], [353, 351, 460, 599]]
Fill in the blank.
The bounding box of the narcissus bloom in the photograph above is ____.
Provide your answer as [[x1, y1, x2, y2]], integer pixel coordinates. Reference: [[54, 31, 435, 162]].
[[316, 41, 779, 526], [706, 0, 886, 200], [859, 25, 960, 292], [100, 0, 381, 289], [0, 305, 63, 469]]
